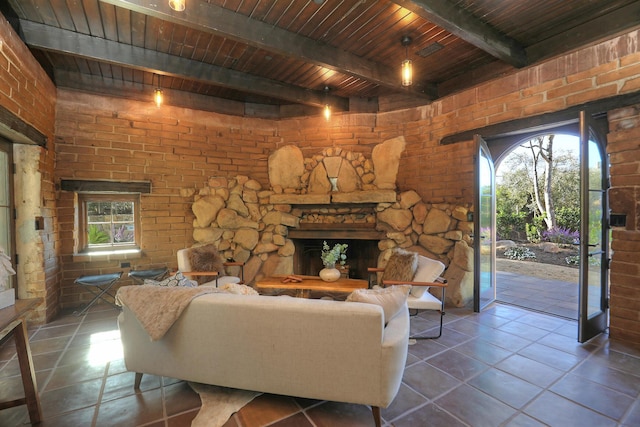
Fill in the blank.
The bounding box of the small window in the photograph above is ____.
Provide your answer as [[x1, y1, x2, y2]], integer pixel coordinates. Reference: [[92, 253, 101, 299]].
[[79, 193, 140, 253]]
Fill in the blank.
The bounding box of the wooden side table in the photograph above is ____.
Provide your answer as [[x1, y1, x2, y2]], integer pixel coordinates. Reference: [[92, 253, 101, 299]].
[[0, 298, 43, 424]]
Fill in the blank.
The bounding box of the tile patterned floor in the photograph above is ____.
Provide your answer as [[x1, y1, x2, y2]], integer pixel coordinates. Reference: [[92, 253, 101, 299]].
[[1, 302, 639, 426], [497, 271, 579, 320]]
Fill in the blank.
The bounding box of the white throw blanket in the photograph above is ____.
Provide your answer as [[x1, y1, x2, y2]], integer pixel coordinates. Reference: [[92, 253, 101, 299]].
[[116, 285, 217, 340]]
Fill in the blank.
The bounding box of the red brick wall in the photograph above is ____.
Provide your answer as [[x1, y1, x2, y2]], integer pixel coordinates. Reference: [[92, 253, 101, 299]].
[[54, 91, 280, 307], [607, 106, 640, 344], [0, 14, 58, 322]]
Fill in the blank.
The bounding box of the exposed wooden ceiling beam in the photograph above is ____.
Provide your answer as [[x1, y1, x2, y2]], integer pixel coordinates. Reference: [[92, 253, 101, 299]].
[[391, 0, 528, 68], [19, 20, 349, 111], [99, 0, 434, 98], [526, 1, 640, 63], [53, 70, 254, 117]]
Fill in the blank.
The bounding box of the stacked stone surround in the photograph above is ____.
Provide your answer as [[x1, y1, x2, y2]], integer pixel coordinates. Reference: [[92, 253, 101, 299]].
[[189, 143, 474, 307]]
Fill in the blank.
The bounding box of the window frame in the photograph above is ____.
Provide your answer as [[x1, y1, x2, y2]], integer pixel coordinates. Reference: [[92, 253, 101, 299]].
[[78, 193, 141, 254]]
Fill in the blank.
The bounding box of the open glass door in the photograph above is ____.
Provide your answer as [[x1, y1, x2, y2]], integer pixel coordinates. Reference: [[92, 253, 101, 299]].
[[578, 111, 609, 342], [474, 135, 496, 311]]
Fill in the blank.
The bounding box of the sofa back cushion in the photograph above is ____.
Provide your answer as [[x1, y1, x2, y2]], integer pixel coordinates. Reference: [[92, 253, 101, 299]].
[[346, 285, 410, 324]]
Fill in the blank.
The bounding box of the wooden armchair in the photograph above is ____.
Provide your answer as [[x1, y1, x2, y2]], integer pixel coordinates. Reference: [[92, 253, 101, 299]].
[[368, 253, 447, 339]]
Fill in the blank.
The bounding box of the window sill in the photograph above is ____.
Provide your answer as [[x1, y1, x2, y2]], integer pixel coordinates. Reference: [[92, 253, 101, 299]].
[[73, 248, 142, 263]]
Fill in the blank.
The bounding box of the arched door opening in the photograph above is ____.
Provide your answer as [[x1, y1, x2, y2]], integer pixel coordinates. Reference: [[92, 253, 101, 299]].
[[469, 110, 609, 342], [494, 133, 581, 319]]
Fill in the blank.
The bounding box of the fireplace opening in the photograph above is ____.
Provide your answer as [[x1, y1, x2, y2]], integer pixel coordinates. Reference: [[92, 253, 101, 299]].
[[292, 239, 380, 280]]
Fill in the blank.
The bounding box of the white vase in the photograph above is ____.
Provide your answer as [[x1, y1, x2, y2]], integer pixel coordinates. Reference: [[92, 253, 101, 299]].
[[319, 266, 341, 282]]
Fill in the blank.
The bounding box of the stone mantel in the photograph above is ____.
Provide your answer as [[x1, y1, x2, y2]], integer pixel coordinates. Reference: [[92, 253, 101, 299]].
[[289, 222, 385, 241], [269, 190, 397, 205]]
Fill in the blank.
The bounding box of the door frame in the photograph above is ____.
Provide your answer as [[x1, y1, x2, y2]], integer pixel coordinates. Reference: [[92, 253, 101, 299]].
[[578, 111, 610, 342], [0, 138, 16, 291], [473, 135, 496, 311]]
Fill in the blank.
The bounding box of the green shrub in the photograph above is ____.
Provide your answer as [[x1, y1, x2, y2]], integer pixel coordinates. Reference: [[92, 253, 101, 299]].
[[525, 223, 540, 243], [556, 207, 580, 232], [88, 225, 110, 244], [497, 211, 528, 240]]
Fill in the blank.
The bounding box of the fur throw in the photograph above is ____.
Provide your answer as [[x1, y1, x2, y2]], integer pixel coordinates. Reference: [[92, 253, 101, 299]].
[[116, 285, 218, 340], [382, 249, 418, 283], [188, 244, 225, 284]]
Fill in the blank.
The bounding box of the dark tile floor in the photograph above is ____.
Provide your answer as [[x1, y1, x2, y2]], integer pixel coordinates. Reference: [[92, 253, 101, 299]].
[[1, 301, 639, 426], [497, 271, 579, 320]]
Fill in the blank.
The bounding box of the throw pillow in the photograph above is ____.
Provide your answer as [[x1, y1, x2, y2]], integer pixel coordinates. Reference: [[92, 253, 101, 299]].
[[382, 249, 418, 283], [219, 283, 259, 295], [411, 256, 446, 298], [346, 285, 410, 324], [144, 271, 197, 287], [188, 244, 225, 285]]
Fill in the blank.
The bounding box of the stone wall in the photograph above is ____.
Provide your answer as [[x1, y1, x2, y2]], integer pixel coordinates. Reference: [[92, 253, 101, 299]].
[[190, 144, 474, 307]]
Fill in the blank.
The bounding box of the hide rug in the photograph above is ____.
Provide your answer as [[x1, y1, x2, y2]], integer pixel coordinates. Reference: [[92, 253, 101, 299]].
[[189, 382, 261, 427]]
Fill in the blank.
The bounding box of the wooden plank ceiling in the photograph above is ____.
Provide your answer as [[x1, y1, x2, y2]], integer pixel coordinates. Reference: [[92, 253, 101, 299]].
[[2, 0, 639, 118]]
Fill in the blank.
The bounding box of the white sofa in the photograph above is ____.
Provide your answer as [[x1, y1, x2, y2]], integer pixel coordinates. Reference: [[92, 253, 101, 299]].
[[117, 291, 409, 426]]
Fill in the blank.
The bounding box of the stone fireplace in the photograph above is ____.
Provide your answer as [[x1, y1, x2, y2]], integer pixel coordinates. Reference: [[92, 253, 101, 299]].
[[185, 139, 475, 307]]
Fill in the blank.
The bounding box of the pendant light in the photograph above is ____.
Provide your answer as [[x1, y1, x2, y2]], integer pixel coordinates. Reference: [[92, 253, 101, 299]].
[[323, 86, 331, 121], [169, 0, 186, 12], [154, 74, 163, 107], [401, 36, 413, 87]]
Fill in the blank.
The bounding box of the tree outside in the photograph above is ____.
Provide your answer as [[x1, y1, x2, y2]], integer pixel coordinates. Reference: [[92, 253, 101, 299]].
[[496, 134, 580, 268]]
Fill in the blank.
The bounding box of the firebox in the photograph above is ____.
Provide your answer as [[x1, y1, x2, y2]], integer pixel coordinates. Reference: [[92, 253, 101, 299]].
[[291, 238, 380, 280]]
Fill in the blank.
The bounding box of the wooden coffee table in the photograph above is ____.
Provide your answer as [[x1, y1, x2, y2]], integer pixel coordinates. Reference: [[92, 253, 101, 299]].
[[255, 275, 368, 298]]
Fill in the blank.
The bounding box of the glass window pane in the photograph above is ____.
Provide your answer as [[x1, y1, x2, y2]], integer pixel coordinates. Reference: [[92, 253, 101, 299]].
[[113, 224, 135, 243], [84, 196, 138, 249]]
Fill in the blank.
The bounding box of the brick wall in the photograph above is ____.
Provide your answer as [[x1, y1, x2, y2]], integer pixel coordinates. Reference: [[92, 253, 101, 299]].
[[54, 91, 281, 307], [0, 14, 57, 322], [607, 106, 640, 344]]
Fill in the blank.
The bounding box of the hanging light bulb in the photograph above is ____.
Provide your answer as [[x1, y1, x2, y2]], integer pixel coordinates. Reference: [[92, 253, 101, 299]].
[[323, 86, 331, 121], [169, 0, 186, 11], [153, 73, 163, 107], [154, 88, 163, 107], [401, 36, 413, 87]]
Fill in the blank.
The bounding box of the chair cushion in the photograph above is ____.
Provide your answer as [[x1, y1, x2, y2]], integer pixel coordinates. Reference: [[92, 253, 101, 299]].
[[410, 256, 446, 298], [407, 290, 443, 311], [346, 285, 410, 324], [382, 249, 418, 283]]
